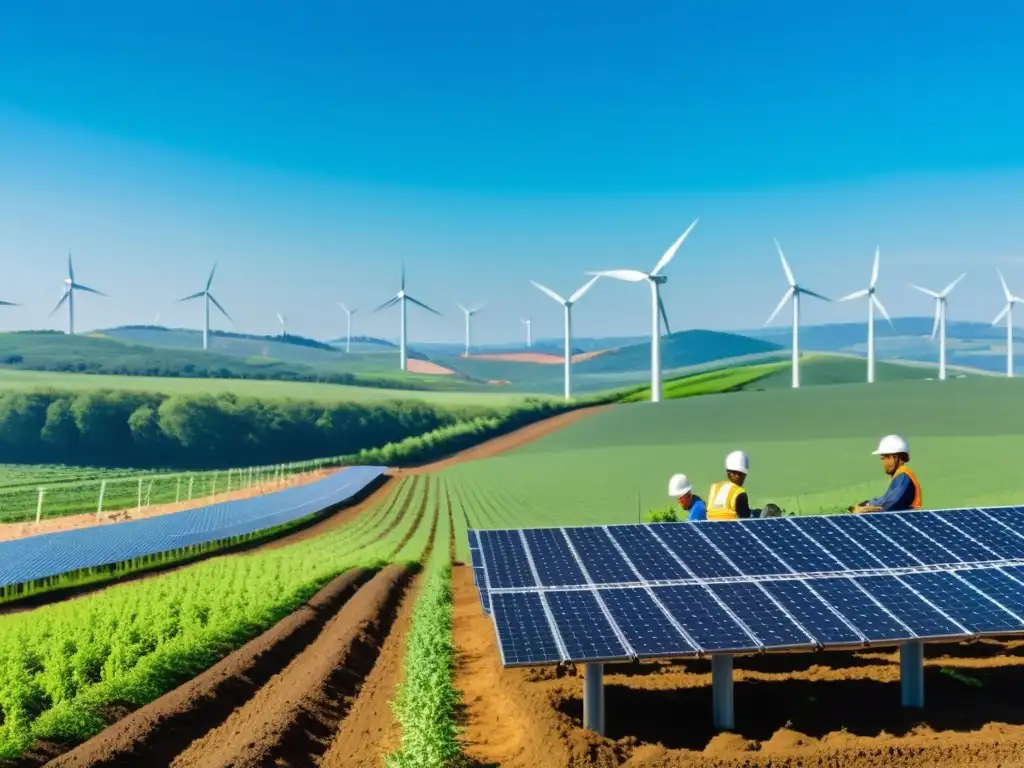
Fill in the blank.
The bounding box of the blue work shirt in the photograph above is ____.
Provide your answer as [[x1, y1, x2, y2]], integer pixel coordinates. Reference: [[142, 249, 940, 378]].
[[863, 472, 917, 512], [684, 496, 708, 521]]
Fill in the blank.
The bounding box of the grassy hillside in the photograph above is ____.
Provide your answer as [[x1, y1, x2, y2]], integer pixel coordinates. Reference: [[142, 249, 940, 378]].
[[748, 353, 970, 389], [444, 376, 1024, 529], [577, 329, 782, 373]]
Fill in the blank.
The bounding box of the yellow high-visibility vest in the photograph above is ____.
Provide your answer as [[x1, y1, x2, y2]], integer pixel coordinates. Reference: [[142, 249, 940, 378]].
[[706, 480, 745, 521]]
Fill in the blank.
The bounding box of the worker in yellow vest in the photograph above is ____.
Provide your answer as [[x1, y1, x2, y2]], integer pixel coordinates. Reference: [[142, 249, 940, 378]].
[[850, 434, 922, 513], [706, 450, 753, 521]]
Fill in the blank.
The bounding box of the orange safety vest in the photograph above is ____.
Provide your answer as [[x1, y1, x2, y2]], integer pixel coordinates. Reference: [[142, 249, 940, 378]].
[[893, 465, 922, 509], [706, 480, 744, 521]]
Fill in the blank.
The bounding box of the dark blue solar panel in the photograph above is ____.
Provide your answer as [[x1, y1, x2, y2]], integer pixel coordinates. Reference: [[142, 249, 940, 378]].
[[708, 581, 814, 648], [761, 579, 864, 646], [564, 527, 638, 585], [978, 507, 1024, 527], [746, 518, 846, 573], [854, 575, 966, 639], [805, 576, 913, 642], [825, 516, 921, 568], [545, 590, 629, 661], [523, 528, 588, 587], [896, 513, 1000, 563], [796, 517, 887, 571], [479, 530, 537, 590], [652, 584, 758, 652], [0, 466, 387, 588], [860, 515, 961, 566], [899, 571, 1024, 634], [694, 522, 790, 577], [937, 510, 1024, 561], [648, 524, 738, 579], [490, 592, 563, 666], [606, 526, 692, 582], [598, 587, 696, 658], [960, 568, 1024, 619]]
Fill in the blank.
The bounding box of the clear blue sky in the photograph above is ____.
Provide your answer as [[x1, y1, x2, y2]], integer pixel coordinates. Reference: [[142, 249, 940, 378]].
[[2, 0, 1024, 344]]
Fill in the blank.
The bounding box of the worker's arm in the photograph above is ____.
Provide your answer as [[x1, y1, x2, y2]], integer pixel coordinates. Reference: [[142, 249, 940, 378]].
[[856, 473, 914, 513], [735, 492, 751, 519]]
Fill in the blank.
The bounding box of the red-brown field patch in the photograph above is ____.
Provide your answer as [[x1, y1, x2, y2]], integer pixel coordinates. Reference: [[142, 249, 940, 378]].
[[465, 349, 608, 364]]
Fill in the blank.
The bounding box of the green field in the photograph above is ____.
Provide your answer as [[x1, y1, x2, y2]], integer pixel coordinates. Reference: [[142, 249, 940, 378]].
[[443, 375, 1024, 535]]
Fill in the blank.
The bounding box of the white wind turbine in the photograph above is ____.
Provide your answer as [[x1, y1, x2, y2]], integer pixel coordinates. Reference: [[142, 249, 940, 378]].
[[338, 302, 357, 353], [457, 302, 485, 356], [587, 219, 698, 403], [910, 273, 966, 381], [838, 247, 895, 384], [521, 317, 532, 348], [178, 263, 231, 350], [992, 270, 1022, 378], [276, 311, 287, 337], [530, 276, 601, 399], [50, 254, 106, 335], [372, 265, 441, 371], [765, 240, 831, 389]]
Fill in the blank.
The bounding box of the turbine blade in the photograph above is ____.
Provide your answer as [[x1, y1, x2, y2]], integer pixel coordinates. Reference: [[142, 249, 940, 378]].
[[209, 294, 232, 321], [650, 218, 698, 276], [940, 272, 967, 296], [871, 294, 895, 330], [457, 302, 468, 314], [178, 291, 205, 302], [338, 302, 348, 312], [658, 293, 672, 336], [373, 295, 401, 313], [910, 283, 940, 299], [587, 269, 647, 283], [401, 263, 406, 291], [0, 300, 18, 306], [998, 269, 1013, 302], [870, 246, 880, 287], [993, 303, 1011, 325], [931, 301, 941, 340], [765, 287, 794, 326], [72, 283, 106, 297], [406, 295, 441, 315], [569, 274, 601, 303], [774, 239, 796, 286], [49, 291, 70, 317], [530, 280, 566, 304], [67, 253, 74, 282], [839, 288, 869, 302], [206, 263, 217, 291], [276, 311, 284, 324], [799, 287, 831, 302]]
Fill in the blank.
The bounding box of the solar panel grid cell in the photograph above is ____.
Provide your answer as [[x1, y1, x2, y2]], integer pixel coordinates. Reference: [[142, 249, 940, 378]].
[[861, 515, 962, 566], [480, 530, 536, 589], [695, 523, 791, 576], [523, 528, 588, 587], [599, 587, 696, 658], [545, 590, 628, 661], [855, 575, 967, 639], [649, 524, 739, 579], [896, 513, 1000, 563], [607, 525, 692, 582], [490, 591, 562, 666], [761, 579, 865, 645], [797, 517, 887, 571], [899, 571, 1024, 634], [826, 515, 921, 568], [959, 568, 1024, 619], [652, 584, 758, 652], [937, 511, 1024, 560], [803, 576, 914, 642], [708, 581, 814, 648], [745, 518, 846, 573], [564, 527, 637, 585]]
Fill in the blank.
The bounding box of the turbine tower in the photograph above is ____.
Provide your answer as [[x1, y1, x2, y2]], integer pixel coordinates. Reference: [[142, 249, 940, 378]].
[[372, 265, 440, 371], [910, 273, 966, 381], [993, 270, 1022, 378], [530, 276, 601, 400], [522, 317, 532, 348], [338, 302, 357, 353], [457, 302, 485, 356], [50, 253, 106, 335], [838, 247, 894, 384], [276, 312, 287, 337], [765, 240, 831, 389], [178, 263, 231, 350], [588, 219, 698, 403]]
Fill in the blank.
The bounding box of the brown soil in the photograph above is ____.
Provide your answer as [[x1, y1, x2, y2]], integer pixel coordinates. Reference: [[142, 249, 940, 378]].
[[0, 468, 336, 543], [465, 350, 608, 364], [451, 564, 1024, 768], [401, 405, 610, 474], [407, 358, 457, 375]]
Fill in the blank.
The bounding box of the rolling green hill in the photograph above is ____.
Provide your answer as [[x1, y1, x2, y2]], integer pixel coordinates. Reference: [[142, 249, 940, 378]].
[[749, 353, 984, 389], [577, 329, 782, 373]]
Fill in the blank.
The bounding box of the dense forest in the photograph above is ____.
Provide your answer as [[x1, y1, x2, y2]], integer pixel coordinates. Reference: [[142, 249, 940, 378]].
[[0, 389, 532, 469]]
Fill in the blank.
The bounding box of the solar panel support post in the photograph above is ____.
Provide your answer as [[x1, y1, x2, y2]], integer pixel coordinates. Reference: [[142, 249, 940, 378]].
[[900, 642, 924, 708], [583, 663, 605, 735], [712, 655, 735, 731]]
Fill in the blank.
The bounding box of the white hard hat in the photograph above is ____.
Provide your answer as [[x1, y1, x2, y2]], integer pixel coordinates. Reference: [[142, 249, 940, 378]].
[[725, 450, 749, 474], [668, 473, 692, 497], [872, 434, 910, 455]]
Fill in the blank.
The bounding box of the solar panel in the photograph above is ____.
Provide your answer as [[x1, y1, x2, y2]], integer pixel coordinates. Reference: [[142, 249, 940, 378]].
[[707, 581, 815, 649], [599, 587, 697, 658], [490, 591, 562, 666], [647, 524, 739, 579], [936, 509, 1024, 560], [760, 579, 865, 646], [694, 523, 791, 577], [545, 590, 629, 661], [523, 528, 588, 587], [564, 527, 637, 584], [898, 571, 1024, 634], [0, 465, 386, 590], [745, 518, 846, 573], [853, 575, 967, 639]]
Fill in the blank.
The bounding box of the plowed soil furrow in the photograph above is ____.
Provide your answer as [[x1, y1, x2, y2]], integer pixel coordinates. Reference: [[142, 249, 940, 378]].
[[387, 476, 430, 560], [171, 563, 413, 768], [46, 567, 376, 768]]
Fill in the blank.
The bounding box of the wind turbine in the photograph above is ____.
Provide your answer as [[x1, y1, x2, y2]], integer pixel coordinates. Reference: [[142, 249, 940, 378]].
[[910, 273, 966, 381], [992, 270, 1022, 378], [457, 302, 485, 356], [178, 263, 231, 350], [521, 317, 532, 348], [765, 240, 831, 389], [50, 253, 106, 335], [338, 302, 357, 353], [276, 312, 287, 337], [587, 219, 698, 403], [530, 276, 601, 400], [372, 265, 440, 371], [838, 247, 894, 384]]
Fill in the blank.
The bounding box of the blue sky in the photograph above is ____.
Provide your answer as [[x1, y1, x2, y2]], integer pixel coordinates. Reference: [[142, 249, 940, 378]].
[[2, 1, 1024, 344]]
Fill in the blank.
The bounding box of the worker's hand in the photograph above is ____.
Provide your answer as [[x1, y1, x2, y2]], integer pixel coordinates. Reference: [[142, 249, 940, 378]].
[[848, 505, 866, 514]]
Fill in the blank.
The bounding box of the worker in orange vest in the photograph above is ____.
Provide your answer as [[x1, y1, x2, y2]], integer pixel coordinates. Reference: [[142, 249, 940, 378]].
[[849, 434, 922, 513]]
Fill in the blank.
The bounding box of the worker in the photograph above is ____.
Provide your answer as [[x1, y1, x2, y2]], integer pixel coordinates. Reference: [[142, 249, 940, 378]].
[[706, 451, 753, 520], [849, 434, 922, 513], [668, 473, 707, 521]]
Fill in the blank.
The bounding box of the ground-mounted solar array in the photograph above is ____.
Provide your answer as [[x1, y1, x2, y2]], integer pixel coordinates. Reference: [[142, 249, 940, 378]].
[[469, 506, 1024, 667], [0, 464, 387, 588]]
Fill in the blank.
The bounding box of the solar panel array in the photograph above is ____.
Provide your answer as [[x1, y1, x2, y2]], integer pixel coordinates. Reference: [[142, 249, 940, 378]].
[[0, 465, 387, 589], [469, 507, 1024, 667]]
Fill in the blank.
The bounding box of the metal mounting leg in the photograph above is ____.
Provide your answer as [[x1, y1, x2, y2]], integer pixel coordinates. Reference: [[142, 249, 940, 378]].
[[900, 641, 924, 708], [583, 663, 605, 735], [712, 655, 734, 731]]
